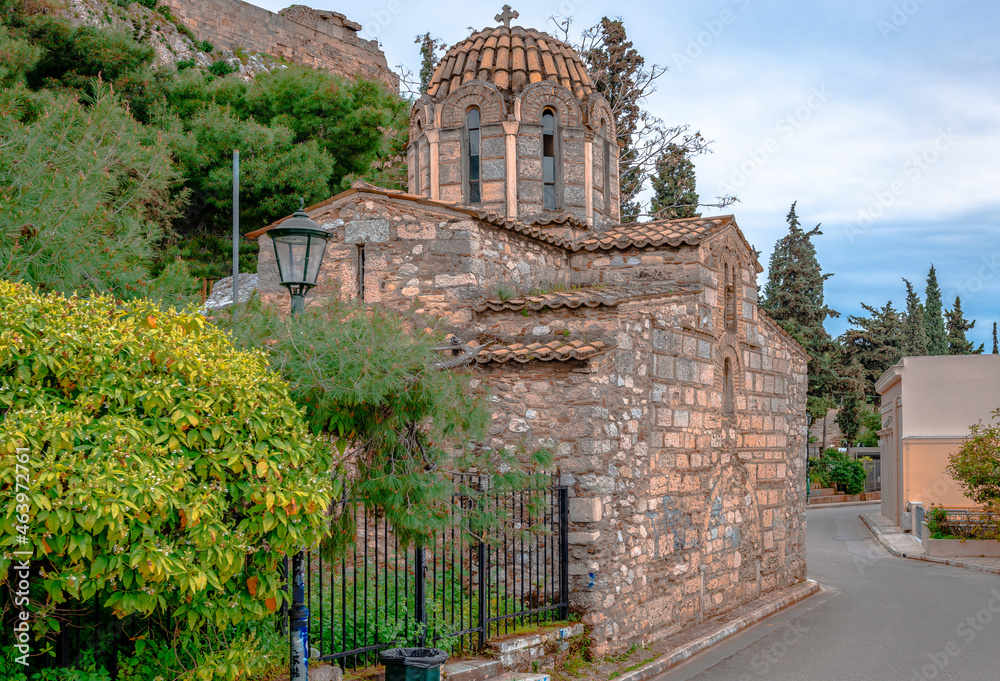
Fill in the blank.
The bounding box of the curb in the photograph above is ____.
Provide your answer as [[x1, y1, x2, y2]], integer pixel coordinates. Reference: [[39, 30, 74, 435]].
[[614, 580, 821, 681], [808, 500, 881, 509], [860, 514, 1000, 576]]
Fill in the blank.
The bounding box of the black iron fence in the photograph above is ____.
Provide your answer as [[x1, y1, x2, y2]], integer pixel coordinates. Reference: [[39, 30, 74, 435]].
[[298, 473, 570, 670]]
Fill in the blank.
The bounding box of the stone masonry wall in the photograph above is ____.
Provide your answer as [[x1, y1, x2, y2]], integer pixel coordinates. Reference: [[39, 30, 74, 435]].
[[255, 194, 569, 326], [161, 0, 397, 89], [477, 290, 808, 654]]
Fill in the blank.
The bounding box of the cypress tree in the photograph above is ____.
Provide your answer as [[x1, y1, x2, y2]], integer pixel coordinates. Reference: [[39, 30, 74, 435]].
[[993, 322, 998, 354], [414, 33, 445, 94], [900, 278, 928, 357], [840, 301, 904, 396], [945, 296, 984, 354], [650, 143, 700, 219], [761, 202, 839, 418], [924, 265, 948, 355], [836, 361, 867, 456]]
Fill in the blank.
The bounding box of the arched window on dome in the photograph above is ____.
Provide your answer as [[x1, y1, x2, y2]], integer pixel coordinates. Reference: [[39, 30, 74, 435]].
[[542, 107, 560, 210], [465, 107, 482, 204], [725, 264, 737, 333]]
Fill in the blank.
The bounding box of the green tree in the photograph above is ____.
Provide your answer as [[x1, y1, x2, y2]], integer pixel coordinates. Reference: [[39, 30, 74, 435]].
[[0, 84, 193, 301], [414, 31, 445, 94], [0, 281, 334, 673], [947, 410, 1000, 512], [840, 301, 904, 396], [924, 264, 948, 355], [835, 361, 866, 455], [576, 17, 710, 221], [650, 143, 700, 219], [945, 295, 983, 354], [760, 203, 839, 418], [900, 278, 928, 357]]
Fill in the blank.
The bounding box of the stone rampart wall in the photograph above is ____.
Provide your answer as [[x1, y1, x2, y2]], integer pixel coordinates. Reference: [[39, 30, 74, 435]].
[[161, 0, 397, 89]]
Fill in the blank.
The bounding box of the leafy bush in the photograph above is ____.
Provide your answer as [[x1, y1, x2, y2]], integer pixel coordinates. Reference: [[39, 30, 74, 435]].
[[208, 59, 236, 77], [947, 409, 1000, 510], [809, 448, 866, 495], [176, 57, 196, 71], [0, 281, 336, 675], [197, 40, 213, 53]]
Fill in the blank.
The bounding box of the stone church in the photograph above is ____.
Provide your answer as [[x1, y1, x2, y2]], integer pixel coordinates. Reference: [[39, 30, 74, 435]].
[[246, 14, 808, 654]]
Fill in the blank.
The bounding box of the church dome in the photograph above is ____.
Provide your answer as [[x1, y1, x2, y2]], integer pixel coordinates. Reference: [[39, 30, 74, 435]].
[[427, 26, 596, 101]]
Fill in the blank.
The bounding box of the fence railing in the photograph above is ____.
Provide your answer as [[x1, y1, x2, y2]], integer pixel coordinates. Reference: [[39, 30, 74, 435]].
[[928, 509, 1000, 539], [297, 473, 570, 670], [862, 458, 881, 493]]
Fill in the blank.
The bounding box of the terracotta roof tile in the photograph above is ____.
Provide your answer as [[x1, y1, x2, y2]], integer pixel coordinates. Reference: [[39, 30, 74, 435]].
[[428, 26, 594, 99], [473, 283, 699, 313], [471, 339, 613, 364], [573, 215, 736, 252]]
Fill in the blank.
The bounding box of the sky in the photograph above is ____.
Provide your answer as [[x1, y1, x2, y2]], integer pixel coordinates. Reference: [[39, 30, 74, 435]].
[[247, 0, 1000, 348]]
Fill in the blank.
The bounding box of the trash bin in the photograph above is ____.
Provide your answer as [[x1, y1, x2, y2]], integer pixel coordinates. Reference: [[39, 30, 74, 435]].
[[378, 647, 449, 681]]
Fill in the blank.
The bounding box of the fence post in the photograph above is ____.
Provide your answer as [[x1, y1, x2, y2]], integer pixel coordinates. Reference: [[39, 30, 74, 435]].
[[558, 484, 569, 621], [289, 550, 310, 681], [414, 545, 427, 648], [477, 538, 488, 650]]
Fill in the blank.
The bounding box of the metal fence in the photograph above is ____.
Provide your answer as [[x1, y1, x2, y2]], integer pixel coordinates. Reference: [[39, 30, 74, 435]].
[[929, 509, 1000, 538], [862, 458, 881, 493], [298, 473, 570, 670]]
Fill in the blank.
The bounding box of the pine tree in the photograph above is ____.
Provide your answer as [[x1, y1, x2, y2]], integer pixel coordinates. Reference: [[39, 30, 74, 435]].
[[836, 361, 867, 456], [900, 278, 928, 357], [650, 143, 700, 219], [414, 32, 445, 94], [924, 265, 948, 355], [840, 301, 904, 396], [760, 202, 839, 418], [993, 322, 998, 354], [945, 296, 984, 354]]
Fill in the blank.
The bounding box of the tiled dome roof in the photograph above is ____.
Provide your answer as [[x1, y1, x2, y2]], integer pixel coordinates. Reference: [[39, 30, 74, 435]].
[[427, 26, 596, 100]]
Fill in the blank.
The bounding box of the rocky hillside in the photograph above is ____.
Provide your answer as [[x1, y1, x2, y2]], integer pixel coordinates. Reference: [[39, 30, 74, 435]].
[[63, 0, 282, 78]]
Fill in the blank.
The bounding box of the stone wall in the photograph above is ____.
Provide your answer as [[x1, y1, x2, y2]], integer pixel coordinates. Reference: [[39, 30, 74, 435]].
[[255, 193, 570, 326], [476, 286, 808, 654], [161, 0, 397, 89]]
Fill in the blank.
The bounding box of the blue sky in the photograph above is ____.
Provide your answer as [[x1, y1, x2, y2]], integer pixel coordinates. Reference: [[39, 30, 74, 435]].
[[247, 0, 1000, 347]]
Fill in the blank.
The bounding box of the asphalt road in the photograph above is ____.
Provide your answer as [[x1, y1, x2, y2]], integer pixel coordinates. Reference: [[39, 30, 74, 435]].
[[653, 504, 1000, 681]]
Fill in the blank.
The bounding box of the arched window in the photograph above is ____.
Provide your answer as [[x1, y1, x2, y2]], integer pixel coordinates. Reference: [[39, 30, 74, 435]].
[[725, 264, 737, 332], [601, 120, 611, 211], [412, 119, 423, 195], [466, 107, 481, 204], [724, 357, 735, 413], [542, 107, 559, 210]]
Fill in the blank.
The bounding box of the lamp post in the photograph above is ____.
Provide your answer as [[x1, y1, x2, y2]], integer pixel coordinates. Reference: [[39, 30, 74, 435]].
[[268, 200, 331, 681], [267, 199, 331, 316], [806, 414, 814, 504]]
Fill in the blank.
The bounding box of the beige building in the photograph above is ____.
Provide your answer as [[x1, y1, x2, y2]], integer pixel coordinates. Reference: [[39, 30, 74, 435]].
[[875, 355, 1000, 525], [247, 17, 808, 654]]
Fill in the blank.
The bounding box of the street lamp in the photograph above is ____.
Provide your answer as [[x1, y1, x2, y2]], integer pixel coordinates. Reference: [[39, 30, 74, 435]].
[[267, 199, 331, 315], [268, 200, 330, 681]]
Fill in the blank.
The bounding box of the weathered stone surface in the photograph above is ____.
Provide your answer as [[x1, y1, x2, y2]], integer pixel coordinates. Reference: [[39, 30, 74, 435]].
[[570, 497, 603, 523], [345, 219, 389, 244]]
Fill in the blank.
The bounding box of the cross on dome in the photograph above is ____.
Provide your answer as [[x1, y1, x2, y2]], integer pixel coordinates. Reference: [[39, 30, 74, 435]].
[[495, 4, 518, 29]]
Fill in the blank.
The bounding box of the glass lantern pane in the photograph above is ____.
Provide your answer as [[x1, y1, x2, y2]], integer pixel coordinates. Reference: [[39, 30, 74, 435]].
[[274, 233, 309, 283], [304, 235, 328, 285]]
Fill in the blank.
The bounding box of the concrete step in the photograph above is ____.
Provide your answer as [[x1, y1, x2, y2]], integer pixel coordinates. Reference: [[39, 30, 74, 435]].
[[496, 675, 551, 681], [442, 659, 503, 681]]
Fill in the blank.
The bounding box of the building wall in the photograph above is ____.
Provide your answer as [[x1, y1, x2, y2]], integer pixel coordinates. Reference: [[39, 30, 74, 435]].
[[255, 195, 569, 326], [161, 0, 397, 88], [478, 290, 808, 653]]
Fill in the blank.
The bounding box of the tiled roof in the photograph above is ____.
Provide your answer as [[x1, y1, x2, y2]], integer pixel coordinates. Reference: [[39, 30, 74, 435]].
[[528, 211, 590, 230], [572, 215, 736, 252], [427, 26, 595, 100], [470, 339, 612, 364], [473, 283, 699, 312]]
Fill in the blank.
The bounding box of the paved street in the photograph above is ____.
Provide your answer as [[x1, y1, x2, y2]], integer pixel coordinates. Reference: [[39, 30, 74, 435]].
[[653, 504, 1000, 681]]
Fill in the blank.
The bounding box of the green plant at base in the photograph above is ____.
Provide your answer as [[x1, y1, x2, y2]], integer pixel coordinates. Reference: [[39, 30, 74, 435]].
[[0, 281, 336, 677], [947, 409, 1000, 511], [197, 40, 213, 53], [208, 59, 236, 77]]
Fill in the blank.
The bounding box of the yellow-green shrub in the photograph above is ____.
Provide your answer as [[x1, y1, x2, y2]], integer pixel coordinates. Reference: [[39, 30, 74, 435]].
[[0, 280, 336, 635]]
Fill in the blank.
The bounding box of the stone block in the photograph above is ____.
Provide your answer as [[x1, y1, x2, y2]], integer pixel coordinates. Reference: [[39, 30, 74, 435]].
[[569, 497, 603, 523], [344, 219, 389, 244], [434, 273, 477, 287], [568, 531, 600, 545]]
